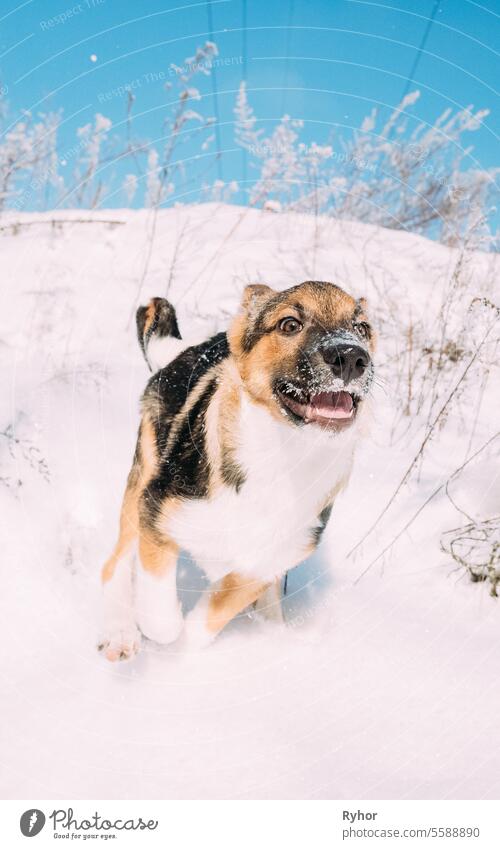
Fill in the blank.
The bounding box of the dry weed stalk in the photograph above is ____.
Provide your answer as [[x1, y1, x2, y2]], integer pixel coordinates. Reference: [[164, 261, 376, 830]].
[[441, 517, 499, 597]]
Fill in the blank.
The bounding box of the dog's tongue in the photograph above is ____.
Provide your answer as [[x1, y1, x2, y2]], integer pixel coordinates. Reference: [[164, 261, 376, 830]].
[[308, 390, 353, 421]]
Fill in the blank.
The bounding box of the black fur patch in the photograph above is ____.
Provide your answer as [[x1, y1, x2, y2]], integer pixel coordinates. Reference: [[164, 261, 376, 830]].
[[141, 375, 218, 524], [140, 333, 230, 524], [310, 503, 333, 548], [143, 332, 229, 444]]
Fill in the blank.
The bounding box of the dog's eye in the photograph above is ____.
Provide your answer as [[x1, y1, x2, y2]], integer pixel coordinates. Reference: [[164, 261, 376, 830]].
[[278, 317, 303, 335], [354, 322, 370, 339]]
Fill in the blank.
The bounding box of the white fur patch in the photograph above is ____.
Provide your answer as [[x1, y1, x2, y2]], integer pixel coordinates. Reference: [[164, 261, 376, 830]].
[[146, 336, 186, 372], [146, 332, 205, 372], [99, 548, 141, 661], [182, 593, 215, 651], [164, 391, 361, 584], [135, 565, 183, 644]]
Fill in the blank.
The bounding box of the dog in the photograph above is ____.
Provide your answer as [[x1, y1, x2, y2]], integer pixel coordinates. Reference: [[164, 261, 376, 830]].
[[98, 280, 375, 661]]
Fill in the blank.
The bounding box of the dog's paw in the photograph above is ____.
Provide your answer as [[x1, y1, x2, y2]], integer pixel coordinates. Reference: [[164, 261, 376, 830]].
[[97, 625, 142, 662], [181, 599, 216, 652]]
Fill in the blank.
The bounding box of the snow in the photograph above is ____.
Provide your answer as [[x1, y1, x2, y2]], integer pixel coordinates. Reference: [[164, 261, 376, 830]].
[[1, 203, 499, 800]]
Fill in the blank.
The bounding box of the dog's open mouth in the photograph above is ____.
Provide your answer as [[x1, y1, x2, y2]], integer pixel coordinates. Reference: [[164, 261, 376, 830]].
[[277, 386, 360, 428]]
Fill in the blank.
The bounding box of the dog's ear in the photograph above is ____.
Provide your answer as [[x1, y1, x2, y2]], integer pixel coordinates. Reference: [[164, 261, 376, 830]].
[[240, 284, 275, 315], [357, 296, 368, 315], [356, 296, 372, 324], [229, 284, 276, 358]]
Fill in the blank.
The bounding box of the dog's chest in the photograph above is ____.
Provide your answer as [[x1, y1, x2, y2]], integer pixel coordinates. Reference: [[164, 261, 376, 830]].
[[168, 397, 356, 582]]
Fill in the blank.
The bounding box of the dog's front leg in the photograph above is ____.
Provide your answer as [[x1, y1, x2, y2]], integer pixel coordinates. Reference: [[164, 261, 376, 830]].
[[99, 548, 140, 662], [135, 534, 183, 645], [98, 483, 141, 662], [183, 573, 269, 649]]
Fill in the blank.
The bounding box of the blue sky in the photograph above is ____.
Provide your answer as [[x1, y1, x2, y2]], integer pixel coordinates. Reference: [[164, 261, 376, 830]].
[[0, 0, 498, 210]]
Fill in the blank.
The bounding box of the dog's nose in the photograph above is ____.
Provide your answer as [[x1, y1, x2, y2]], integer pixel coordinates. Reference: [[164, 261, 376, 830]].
[[321, 344, 370, 382]]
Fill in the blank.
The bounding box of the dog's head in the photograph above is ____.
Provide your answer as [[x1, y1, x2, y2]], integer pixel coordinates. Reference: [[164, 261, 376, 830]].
[[228, 281, 376, 431]]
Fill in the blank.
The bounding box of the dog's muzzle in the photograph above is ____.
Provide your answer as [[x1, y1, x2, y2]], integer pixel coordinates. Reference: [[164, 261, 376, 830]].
[[275, 332, 373, 430], [321, 342, 370, 383]]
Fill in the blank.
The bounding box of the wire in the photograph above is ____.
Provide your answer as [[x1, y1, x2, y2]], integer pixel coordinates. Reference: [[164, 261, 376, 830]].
[[400, 0, 441, 101], [242, 0, 248, 185], [281, 0, 295, 117], [206, 0, 223, 180]]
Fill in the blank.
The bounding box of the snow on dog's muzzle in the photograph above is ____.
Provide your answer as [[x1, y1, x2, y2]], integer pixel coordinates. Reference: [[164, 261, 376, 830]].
[[274, 329, 374, 430], [320, 341, 371, 383]]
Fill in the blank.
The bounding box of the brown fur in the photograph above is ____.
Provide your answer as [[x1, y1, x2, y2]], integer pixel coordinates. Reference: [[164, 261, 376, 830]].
[[101, 414, 159, 583], [138, 534, 179, 577], [228, 281, 375, 421], [207, 360, 246, 493], [207, 573, 270, 634], [101, 479, 139, 583], [144, 300, 158, 335], [139, 414, 159, 480]]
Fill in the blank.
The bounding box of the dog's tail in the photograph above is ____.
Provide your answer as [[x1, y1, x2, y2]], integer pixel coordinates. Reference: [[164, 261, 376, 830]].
[[136, 297, 183, 372]]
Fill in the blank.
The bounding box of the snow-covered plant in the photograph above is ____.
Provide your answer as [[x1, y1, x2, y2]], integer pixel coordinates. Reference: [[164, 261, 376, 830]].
[[154, 41, 218, 204], [202, 178, 238, 203], [0, 48, 497, 251], [234, 81, 262, 153], [0, 110, 61, 211], [72, 113, 112, 208], [248, 116, 304, 207], [334, 93, 497, 248], [442, 516, 499, 596], [237, 89, 499, 248], [0, 41, 221, 212], [373, 247, 499, 446], [144, 148, 174, 207], [0, 418, 50, 487], [122, 172, 138, 204]]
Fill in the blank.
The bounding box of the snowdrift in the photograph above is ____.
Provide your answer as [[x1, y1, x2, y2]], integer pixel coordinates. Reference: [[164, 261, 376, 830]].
[[1, 204, 498, 799]]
